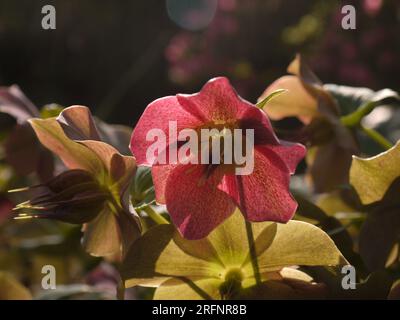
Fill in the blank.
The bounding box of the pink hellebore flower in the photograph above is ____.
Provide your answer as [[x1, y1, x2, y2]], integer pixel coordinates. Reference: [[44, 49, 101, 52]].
[[130, 77, 305, 239]]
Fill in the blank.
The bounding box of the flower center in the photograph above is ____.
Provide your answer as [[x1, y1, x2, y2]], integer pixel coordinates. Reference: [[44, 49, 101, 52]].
[[219, 268, 244, 299], [194, 120, 254, 176]]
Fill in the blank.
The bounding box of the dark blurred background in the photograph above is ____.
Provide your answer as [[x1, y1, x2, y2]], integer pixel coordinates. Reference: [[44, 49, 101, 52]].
[[0, 0, 399, 126]]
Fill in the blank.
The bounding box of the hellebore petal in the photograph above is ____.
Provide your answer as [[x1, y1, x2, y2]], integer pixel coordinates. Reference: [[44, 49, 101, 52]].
[[177, 77, 255, 123], [58, 105, 134, 155], [258, 75, 319, 124], [121, 209, 346, 299], [77, 140, 136, 195], [250, 220, 348, 274], [30, 108, 137, 197], [287, 54, 340, 118], [154, 278, 222, 300], [95, 119, 133, 156], [307, 142, 355, 192], [81, 206, 138, 257], [130, 96, 202, 165], [266, 140, 306, 174], [151, 163, 178, 204], [29, 117, 104, 175], [24, 106, 140, 257], [4, 123, 55, 182], [350, 140, 400, 204], [57, 105, 101, 141], [0, 85, 39, 123], [219, 147, 298, 223], [121, 224, 224, 288], [0, 86, 54, 181], [164, 163, 236, 239], [237, 105, 280, 145]]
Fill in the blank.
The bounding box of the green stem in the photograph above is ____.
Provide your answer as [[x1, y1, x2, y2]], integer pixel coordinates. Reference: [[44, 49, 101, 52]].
[[340, 101, 378, 128], [245, 220, 261, 285], [359, 125, 393, 150], [142, 205, 169, 225]]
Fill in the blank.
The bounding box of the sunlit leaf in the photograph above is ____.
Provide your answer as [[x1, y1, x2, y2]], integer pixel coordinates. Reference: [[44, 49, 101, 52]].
[[0, 272, 32, 300], [122, 209, 346, 299], [350, 140, 400, 204]]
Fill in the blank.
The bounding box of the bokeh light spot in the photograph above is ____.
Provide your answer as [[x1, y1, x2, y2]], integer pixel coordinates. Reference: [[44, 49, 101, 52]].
[[166, 0, 218, 31]]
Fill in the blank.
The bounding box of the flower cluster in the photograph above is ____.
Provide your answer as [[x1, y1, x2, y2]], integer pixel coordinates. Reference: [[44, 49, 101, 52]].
[[1, 55, 400, 300]]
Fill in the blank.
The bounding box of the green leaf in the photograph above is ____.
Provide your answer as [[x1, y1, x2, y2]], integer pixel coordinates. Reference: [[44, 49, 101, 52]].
[[350, 140, 400, 204], [324, 84, 400, 116]]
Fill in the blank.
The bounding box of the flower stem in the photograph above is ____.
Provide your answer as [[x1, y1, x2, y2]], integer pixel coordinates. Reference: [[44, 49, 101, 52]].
[[116, 278, 126, 300], [340, 101, 378, 128], [142, 205, 169, 225], [359, 125, 393, 150], [245, 220, 261, 285]]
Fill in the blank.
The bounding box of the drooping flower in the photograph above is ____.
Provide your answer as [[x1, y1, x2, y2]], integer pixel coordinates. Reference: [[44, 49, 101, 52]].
[[0, 85, 54, 181], [259, 55, 358, 193], [12, 106, 141, 257], [130, 77, 305, 239], [121, 209, 346, 300], [259, 55, 399, 193]]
